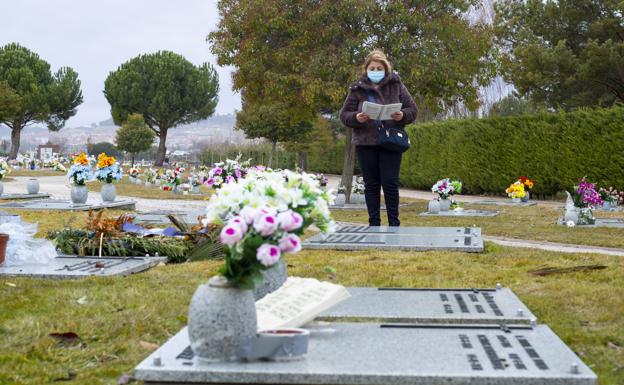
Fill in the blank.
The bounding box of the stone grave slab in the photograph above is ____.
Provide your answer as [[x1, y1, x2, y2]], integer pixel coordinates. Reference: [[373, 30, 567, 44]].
[[318, 287, 535, 325], [472, 200, 538, 207], [303, 228, 484, 252], [134, 323, 596, 385], [0, 256, 165, 279], [330, 202, 409, 211], [557, 217, 624, 228], [0, 199, 136, 211], [420, 209, 499, 217], [0, 192, 51, 200], [132, 210, 204, 225], [336, 224, 482, 237]]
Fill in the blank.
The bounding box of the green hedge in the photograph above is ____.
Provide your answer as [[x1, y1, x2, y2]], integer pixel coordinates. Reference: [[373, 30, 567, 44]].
[[402, 106, 624, 197]]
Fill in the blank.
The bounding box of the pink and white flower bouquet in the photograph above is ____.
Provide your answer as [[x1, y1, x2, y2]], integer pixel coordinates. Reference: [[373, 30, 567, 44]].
[[205, 168, 336, 289], [204, 154, 251, 190]]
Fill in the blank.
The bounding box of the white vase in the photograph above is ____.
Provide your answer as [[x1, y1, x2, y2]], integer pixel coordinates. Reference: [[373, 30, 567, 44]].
[[188, 276, 257, 361], [564, 207, 580, 224], [101, 183, 116, 203], [26, 178, 40, 194], [70, 185, 88, 204], [439, 199, 452, 211], [428, 199, 440, 214]]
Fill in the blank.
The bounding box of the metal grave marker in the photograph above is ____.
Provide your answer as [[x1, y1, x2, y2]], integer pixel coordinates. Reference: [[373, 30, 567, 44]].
[[557, 217, 624, 229], [0, 199, 136, 211], [336, 224, 482, 237], [318, 287, 535, 325], [0, 256, 165, 279], [303, 226, 484, 252], [472, 200, 538, 207], [133, 210, 204, 225], [420, 209, 500, 217], [134, 323, 596, 385], [0, 193, 51, 200]]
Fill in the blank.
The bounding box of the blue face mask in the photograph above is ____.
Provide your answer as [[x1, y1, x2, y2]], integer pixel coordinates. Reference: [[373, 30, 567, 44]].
[[367, 70, 385, 84]]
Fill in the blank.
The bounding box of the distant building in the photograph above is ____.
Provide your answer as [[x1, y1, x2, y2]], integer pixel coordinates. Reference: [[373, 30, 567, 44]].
[[37, 143, 61, 162]]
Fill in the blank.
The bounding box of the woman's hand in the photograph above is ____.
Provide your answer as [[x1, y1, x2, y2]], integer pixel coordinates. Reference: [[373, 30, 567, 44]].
[[356, 112, 370, 123], [391, 111, 404, 122]]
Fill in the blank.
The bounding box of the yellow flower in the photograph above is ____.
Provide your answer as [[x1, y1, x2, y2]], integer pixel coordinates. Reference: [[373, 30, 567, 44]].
[[73, 153, 89, 165], [97, 153, 116, 168]]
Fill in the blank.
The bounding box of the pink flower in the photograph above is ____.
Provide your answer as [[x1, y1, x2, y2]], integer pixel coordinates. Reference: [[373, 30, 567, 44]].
[[204, 177, 215, 186], [226, 175, 235, 184], [256, 244, 281, 267], [253, 213, 278, 236], [279, 234, 302, 254], [212, 167, 223, 176], [228, 216, 248, 233], [220, 224, 244, 246], [234, 169, 242, 179], [277, 210, 303, 232]]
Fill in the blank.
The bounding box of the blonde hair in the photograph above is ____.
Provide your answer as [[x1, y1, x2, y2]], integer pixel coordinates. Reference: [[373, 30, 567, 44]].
[[362, 50, 392, 74]]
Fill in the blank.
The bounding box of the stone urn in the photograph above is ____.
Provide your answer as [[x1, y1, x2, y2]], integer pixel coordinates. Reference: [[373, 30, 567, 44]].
[[0, 181, 4, 196], [439, 198, 452, 211], [101, 183, 116, 203], [428, 199, 440, 214], [71, 185, 88, 205], [253, 259, 288, 300], [26, 178, 40, 194], [129, 176, 137, 184], [145, 181, 152, 188], [188, 276, 257, 361], [334, 193, 346, 206]]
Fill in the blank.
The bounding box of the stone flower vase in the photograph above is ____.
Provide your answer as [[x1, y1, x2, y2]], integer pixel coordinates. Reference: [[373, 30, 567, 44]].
[[155, 179, 161, 186], [145, 181, 152, 188], [428, 199, 440, 214], [253, 259, 288, 301], [439, 198, 452, 211], [351, 193, 365, 204], [0, 181, 4, 196], [101, 183, 116, 203], [521, 191, 530, 203], [26, 178, 40, 194], [334, 193, 346, 206], [71, 185, 88, 204], [188, 276, 257, 361]]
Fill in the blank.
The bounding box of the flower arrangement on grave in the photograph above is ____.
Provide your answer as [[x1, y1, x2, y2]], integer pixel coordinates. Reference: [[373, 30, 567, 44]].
[[431, 178, 462, 200], [67, 153, 93, 186], [204, 168, 336, 288], [352, 176, 365, 194], [204, 155, 251, 190], [519, 176, 535, 191], [598, 187, 619, 207], [144, 168, 157, 184], [505, 181, 526, 200], [52, 161, 67, 172], [127, 167, 142, 180], [94, 153, 122, 183], [315, 173, 329, 188], [568, 177, 602, 225], [0, 159, 11, 180]]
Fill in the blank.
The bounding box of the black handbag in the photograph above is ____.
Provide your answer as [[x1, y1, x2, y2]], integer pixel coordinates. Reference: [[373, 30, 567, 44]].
[[366, 90, 410, 153]]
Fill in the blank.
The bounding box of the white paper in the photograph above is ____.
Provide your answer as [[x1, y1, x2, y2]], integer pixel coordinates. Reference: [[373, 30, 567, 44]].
[[255, 277, 351, 331], [362, 102, 403, 120]]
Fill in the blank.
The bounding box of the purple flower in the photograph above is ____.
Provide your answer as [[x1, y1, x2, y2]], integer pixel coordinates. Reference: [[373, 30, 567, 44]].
[[212, 167, 223, 176], [234, 169, 242, 179], [253, 213, 278, 236], [204, 177, 215, 186], [256, 244, 281, 267], [220, 223, 244, 246], [277, 210, 303, 232], [279, 234, 302, 254], [225, 175, 235, 184]]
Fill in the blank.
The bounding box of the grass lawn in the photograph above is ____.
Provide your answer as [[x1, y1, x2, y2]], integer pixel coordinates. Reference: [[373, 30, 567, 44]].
[[87, 179, 212, 201], [1, 204, 623, 384], [6, 169, 66, 177], [331, 199, 624, 249]]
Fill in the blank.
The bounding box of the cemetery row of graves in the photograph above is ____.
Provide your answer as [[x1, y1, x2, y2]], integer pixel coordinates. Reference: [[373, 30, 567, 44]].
[[0, 154, 622, 385]]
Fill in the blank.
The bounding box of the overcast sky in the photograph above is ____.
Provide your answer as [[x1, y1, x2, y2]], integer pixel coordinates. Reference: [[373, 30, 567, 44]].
[[1, 0, 241, 127]]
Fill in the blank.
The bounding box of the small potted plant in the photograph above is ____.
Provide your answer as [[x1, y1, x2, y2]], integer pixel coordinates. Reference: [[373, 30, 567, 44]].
[[94, 153, 122, 203], [0, 159, 11, 196], [505, 181, 526, 203], [431, 178, 462, 211], [189, 169, 335, 361], [67, 153, 93, 204]]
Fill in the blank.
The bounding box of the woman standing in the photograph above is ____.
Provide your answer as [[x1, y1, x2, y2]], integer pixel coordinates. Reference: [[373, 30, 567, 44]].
[[340, 50, 417, 226]]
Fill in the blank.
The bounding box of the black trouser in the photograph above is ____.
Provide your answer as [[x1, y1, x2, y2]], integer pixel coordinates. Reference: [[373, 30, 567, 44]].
[[355, 145, 402, 226]]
